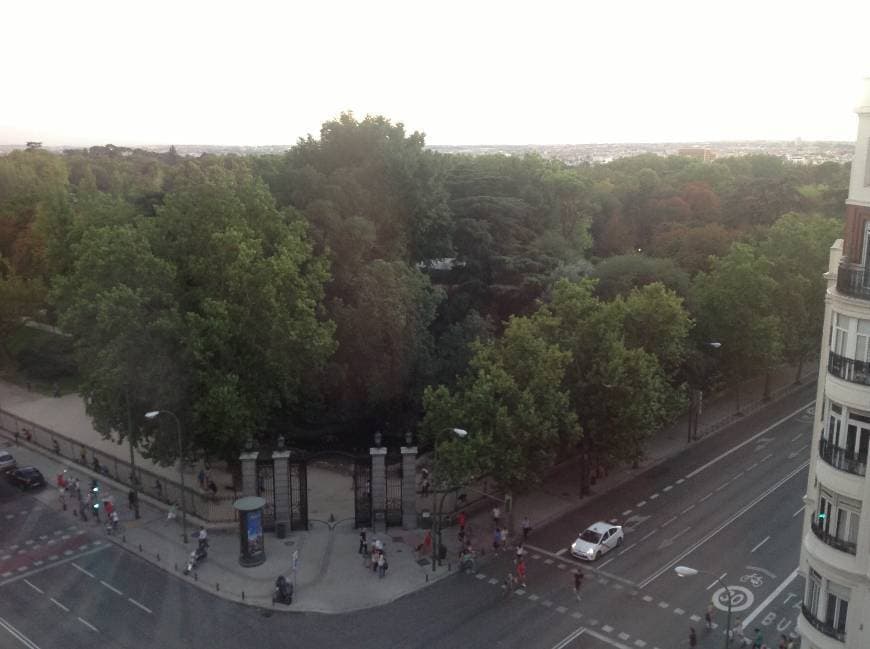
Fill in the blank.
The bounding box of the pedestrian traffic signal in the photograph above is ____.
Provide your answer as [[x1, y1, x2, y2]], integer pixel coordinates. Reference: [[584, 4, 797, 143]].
[[818, 512, 826, 521]]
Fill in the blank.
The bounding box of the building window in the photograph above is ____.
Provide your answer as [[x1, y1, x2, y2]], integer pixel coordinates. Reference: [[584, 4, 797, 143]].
[[805, 569, 821, 615], [825, 591, 848, 635]]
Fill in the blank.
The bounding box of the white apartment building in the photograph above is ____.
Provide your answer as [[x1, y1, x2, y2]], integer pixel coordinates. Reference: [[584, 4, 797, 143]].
[[799, 78, 870, 649]]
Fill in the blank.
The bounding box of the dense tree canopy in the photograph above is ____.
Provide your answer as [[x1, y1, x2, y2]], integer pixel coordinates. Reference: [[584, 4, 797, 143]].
[[0, 118, 847, 476]]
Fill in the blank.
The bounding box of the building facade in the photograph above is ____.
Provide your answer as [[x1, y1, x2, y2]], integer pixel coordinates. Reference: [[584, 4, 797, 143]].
[[799, 78, 870, 649]]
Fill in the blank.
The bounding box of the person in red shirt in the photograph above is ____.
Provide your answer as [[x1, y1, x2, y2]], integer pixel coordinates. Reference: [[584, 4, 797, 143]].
[[516, 558, 527, 588]]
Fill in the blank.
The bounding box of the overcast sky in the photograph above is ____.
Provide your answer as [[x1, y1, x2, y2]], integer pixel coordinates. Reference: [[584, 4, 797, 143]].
[[3, 0, 869, 146]]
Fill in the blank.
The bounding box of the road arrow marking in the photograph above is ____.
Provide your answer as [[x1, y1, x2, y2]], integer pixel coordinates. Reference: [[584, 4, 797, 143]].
[[657, 527, 691, 550]]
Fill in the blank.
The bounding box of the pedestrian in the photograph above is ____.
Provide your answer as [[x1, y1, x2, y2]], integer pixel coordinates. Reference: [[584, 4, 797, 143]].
[[689, 627, 697, 648], [492, 527, 502, 553], [573, 567, 584, 600], [155, 479, 163, 499], [503, 572, 516, 597], [705, 603, 714, 630], [110, 510, 119, 532], [208, 479, 218, 495], [197, 469, 206, 489], [420, 468, 430, 497], [359, 529, 368, 555], [731, 618, 747, 646], [166, 502, 177, 525], [515, 542, 525, 563], [197, 526, 208, 546], [516, 559, 527, 588], [52, 382, 60, 397], [492, 506, 501, 528], [457, 510, 467, 534], [753, 628, 763, 649], [374, 537, 384, 553], [371, 547, 379, 574], [521, 516, 532, 541], [416, 530, 432, 556], [59, 487, 67, 511], [13, 431, 19, 446], [778, 634, 788, 649], [377, 552, 387, 578], [128, 489, 136, 510]]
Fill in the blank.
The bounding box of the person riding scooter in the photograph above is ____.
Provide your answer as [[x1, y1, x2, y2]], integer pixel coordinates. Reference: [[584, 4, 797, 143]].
[[273, 575, 293, 605], [184, 538, 209, 575]]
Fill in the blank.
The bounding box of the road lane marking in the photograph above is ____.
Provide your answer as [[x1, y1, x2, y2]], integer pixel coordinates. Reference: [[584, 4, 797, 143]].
[[681, 504, 695, 514], [686, 402, 813, 479], [750, 536, 770, 553], [550, 627, 586, 649], [792, 506, 805, 517], [523, 544, 637, 586], [747, 463, 758, 471], [0, 544, 110, 587], [618, 543, 636, 556], [100, 580, 123, 595], [636, 501, 646, 508], [760, 453, 773, 463], [699, 492, 713, 503], [640, 530, 657, 541], [0, 616, 42, 649], [715, 480, 732, 492], [582, 628, 634, 649], [622, 509, 633, 516], [662, 516, 677, 527], [72, 563, 95, 578], [77, 617, 98, 632], [598, 557, 615, 569], [791, 433, 803, 442], [676, 478, 685, 484], [23, 579, 43, 594], [663, 485, 673, 492], [741, 567, 800, 629], [555, 548, 568, 557], [706, 573, 726, 590], [649, 494, 659, 500], [50, 597, 69, 612], [639, 461, 808, 589]]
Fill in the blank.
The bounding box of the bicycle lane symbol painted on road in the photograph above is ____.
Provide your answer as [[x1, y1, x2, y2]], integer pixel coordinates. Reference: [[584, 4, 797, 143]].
[[712, 586, 754, 612]]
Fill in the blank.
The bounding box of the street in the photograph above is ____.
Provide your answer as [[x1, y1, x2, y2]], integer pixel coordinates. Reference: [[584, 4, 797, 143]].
[[0, 383, 815, 649]]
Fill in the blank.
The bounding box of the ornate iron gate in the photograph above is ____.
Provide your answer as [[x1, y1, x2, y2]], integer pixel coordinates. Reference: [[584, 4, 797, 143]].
[[289, 457, 308, 531], [385, 454, 403, 527], [353, 456, 372, 529], [256, 461, 276, 531]]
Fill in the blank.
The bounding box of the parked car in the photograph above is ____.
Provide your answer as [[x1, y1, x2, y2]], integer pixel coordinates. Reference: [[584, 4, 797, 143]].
[[6, 466, 46, 490], [0, 449, 16, 473], [571, 522, 624, 561]]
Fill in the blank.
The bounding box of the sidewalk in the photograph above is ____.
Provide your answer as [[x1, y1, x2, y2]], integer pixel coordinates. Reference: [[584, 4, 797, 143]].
[[0, 362, 817, 613]]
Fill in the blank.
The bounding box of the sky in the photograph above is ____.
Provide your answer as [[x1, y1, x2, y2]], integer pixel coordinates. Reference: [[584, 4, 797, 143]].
[[2, 0, 869, 147]]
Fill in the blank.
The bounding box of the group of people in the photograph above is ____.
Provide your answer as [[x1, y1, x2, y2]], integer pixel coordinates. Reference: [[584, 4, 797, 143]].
[[689, 612, 796, 649], [359, 530, 388, 578]]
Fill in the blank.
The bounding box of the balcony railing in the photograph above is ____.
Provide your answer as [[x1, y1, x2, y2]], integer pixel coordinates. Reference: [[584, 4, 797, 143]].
[[810, 518, 858, 555], [836, 263, 870, 300], [818, 438, 867, 477], [828, 351, 870, 386], [801, 603, 846, 642]]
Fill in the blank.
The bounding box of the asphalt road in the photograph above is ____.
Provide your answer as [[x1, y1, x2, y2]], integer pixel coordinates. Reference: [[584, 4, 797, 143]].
[[0, 383, 815, 649]]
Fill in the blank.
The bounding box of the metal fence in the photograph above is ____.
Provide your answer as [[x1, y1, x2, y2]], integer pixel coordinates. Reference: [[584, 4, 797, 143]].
[[0, 408, 238, 523]]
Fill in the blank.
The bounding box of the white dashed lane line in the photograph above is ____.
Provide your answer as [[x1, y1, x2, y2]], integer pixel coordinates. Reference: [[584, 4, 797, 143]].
[[78, 617, 98, 632]]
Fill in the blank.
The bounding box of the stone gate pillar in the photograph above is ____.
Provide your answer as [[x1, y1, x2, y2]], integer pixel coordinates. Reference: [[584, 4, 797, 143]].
[[370, 440, 387, 532], [400, 443, 417, 529], [239, 449, 259, 497], [272, 446, 291, 530]]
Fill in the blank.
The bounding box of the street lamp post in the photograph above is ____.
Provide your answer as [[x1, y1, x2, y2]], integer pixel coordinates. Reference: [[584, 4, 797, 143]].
[[145, 410, 188, 544], [688, 342, 722, 443], [675, 565, 732, 649], [432, 427, 468, 572]]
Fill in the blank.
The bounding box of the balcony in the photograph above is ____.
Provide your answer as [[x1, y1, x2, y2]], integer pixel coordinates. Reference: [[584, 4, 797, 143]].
[[828, 351, 870, 386], [836, 263, 870, 300], [818, 438, 867, 477], [801, 603, 846, 642], [810, 518, 858, 555]]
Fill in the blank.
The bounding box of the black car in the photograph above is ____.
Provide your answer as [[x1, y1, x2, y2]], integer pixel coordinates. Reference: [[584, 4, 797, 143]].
[[7, 466, 46, 490]]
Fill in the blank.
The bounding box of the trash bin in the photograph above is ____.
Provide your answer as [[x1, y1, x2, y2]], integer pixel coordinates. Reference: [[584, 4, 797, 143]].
[[276, 522, 287, 539], [420, 510, 432, 529]]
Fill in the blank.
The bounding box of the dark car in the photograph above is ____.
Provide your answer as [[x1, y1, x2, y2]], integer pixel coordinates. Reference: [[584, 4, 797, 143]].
[[0, 449, 16, 473], [7, 466, 46, 490]]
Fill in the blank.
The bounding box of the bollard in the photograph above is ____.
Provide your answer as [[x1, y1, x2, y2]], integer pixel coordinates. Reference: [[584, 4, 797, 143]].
[[139, 544, 143, 552], [216, 583, 220, 592], [242, 591, 245, 601], [156, 553, 160, 561]]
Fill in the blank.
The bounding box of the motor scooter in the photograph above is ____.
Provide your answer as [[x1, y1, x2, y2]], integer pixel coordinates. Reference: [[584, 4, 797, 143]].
[[184, 539, 208, 575]]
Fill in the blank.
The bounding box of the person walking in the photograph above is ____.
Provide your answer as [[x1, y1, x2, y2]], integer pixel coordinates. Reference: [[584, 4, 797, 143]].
[[516, 558, 527, 588], [752, 628, 764, 649], [359, 529, 368, 555], [689, 627, 697, 648], [521, 516, 532, 542], [573, 567, 584, 600], [492, 506, 501, 528], [492, 527, 502, 553], [377, 552, 387, 578], [705, 603, 714, 631], [416, 530, 432, 557], [503, 572, 516, 598], [166, 502, 177, 525], [515, 542, 525, 563]]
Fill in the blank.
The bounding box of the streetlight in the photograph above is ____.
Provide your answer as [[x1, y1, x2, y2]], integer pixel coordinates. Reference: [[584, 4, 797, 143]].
[[145, 410, 188, 544], [675, 565, 732, 648], [432, 427, 468, 572], [688, 342, 722, 443]]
